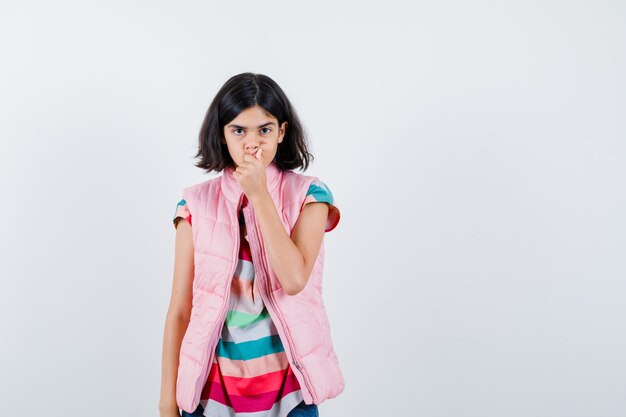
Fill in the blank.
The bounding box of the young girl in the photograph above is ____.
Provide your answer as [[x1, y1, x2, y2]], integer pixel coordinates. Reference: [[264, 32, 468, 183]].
[[160, 73, 344, 417]]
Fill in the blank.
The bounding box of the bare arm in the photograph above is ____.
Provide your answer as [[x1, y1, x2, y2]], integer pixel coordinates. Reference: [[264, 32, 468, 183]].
[[159, 219, 194, 416], [251, 189, 329, 296]]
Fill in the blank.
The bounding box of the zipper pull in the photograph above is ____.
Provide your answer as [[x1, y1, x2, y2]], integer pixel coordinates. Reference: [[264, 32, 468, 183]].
[[292, 359, 302, 370]]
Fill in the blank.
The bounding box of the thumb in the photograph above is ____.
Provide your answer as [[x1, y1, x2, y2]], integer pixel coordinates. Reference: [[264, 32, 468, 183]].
[[255, 147, 262, 159]]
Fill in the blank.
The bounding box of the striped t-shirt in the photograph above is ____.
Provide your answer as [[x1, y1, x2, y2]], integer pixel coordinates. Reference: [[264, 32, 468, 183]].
[[173, 178, 339, 416]]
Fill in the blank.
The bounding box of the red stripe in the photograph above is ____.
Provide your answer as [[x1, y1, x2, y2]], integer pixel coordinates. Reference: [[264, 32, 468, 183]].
[[239, 238, 252, 261], [201, 363, 301, 412], [203, 361, 298, 396]]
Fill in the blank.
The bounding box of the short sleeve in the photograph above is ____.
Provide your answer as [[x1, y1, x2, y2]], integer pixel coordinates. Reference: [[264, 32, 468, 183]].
[[302, 178, 341, 233], [173, 198, 192, 229]]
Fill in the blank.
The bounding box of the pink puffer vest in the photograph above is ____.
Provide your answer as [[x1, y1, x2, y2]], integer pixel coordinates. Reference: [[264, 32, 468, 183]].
[[175, 162, 345, 413]]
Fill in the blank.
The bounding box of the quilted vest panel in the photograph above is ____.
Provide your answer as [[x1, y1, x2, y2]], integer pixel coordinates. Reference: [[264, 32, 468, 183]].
[[175, 162, 345, 413]]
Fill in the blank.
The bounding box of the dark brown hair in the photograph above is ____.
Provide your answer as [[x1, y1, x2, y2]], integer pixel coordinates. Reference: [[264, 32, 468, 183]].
[[195, 72, 313, 173]]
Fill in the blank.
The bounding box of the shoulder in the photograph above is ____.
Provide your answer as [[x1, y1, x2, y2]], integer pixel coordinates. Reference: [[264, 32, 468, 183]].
[[294, 174, 340, 233], [281, 170, 336, 204], [181, 175, 221, 196], [282, 171, 332, 195], [178, 175, 224, 209], [173, 175, 221, 228]]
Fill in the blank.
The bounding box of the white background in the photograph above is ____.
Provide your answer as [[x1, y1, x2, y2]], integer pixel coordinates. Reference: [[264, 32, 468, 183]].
[[1, 1, 625, 416]]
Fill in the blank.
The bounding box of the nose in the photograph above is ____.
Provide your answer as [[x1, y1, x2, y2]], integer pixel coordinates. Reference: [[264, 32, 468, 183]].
[[244, 138, 260, 154]]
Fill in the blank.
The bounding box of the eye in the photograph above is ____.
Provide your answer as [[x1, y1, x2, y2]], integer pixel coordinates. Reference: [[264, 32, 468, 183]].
[[233, 128, 244, 135], [261, 128, 271, 134]]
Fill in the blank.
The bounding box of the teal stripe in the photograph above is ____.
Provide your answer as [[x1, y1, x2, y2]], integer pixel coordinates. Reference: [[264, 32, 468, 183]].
[[215, 334, 284, 361], [306, 181, 334, 205]]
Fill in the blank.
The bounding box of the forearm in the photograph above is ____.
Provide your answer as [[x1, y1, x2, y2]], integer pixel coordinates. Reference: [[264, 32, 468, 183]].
[[159, 312, 189, 412], [250, 190, 304, 295]]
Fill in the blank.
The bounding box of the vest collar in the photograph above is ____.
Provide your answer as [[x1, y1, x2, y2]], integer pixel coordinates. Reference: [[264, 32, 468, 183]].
[[221, 161, 283, 204]]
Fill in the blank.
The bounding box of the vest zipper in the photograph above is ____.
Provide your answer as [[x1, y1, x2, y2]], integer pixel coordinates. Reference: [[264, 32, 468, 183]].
[[196, 194, 243, 405], [243, 204, 318, 404]]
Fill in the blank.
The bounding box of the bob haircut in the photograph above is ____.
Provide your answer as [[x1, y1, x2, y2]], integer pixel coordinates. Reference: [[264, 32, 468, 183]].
[[195, 72, 313, 173]]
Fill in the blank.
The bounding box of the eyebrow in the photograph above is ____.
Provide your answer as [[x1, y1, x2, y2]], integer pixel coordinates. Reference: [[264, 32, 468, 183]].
[[226, 122, 276, 129]]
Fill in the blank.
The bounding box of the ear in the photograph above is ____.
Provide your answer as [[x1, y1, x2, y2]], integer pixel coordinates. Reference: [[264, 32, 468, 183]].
[[278, 121, 288, 143]]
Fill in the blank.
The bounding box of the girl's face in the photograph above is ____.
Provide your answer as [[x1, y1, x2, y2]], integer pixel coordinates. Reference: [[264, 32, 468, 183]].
[[222, 105, 288, 169]]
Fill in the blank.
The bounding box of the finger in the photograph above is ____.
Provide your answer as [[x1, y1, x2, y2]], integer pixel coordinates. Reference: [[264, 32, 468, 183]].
[[237, 164, 252, 175], [238, 161, 252, 172], [242, 154, 257, 168], [242, 153, 257, 166]]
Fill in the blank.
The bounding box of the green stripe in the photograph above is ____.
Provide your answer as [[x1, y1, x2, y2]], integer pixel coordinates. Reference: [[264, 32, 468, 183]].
[[225, 308, 270, 327]]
